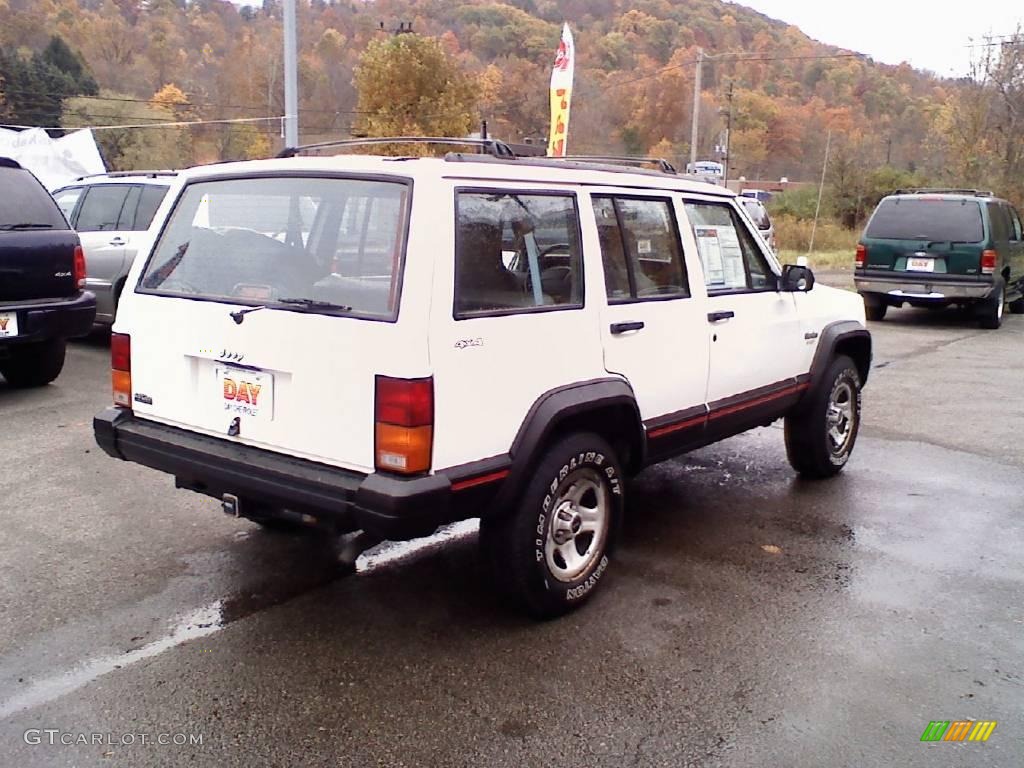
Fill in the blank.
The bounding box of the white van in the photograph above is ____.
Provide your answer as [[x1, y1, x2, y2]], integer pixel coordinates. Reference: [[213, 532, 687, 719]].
[[94, 140, 870, 618]]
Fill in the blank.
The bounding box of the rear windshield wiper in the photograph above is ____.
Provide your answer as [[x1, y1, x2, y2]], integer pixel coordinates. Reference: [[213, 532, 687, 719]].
[[230, 297, 355, 324], [0, 222, 54, 230], [276, 298, 353, 312]]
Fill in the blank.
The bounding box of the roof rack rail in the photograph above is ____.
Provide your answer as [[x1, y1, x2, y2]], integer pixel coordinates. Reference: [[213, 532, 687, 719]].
[[894, 187, 993, 197], [550, 155, 678, 174], [277, 136, 517, 159], [73, 170, 178, 181]]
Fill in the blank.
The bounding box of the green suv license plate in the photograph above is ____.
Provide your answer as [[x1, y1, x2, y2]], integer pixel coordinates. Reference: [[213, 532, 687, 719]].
[[906, 257, 934, 272], [0, 312, 18, 337]]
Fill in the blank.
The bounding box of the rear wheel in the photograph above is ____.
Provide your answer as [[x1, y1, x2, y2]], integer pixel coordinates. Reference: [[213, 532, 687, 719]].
[[978, 283, 1004, 329], [480, 432, 624, 619], [0, 339, 66, 387], [862, 295, 887, 321], [785, 355, 862, 479], [1008, 295, 1024, 314]]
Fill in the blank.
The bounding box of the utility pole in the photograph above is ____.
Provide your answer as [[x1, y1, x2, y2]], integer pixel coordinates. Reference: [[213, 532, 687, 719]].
[[689, 48, 703, 168], [722, 80, 734, 185], [809, 129, 832, 255], [283, 0, 299, 148]]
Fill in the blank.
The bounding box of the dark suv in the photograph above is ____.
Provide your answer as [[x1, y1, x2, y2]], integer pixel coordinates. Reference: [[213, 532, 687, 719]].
[[854, 189, 1024, 328], [0, 158, 96, 387]]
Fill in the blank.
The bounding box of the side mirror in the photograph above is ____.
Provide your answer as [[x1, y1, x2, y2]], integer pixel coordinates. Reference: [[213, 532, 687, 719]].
[[782, 264, 815, 292]]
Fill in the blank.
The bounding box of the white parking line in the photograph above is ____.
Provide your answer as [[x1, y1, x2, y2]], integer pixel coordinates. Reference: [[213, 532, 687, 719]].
[[0, 521, 481, 719], [0, 602, 224, 720]]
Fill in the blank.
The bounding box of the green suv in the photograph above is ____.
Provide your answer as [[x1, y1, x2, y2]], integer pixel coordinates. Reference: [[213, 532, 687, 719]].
[[854, 189, 1024, 328]]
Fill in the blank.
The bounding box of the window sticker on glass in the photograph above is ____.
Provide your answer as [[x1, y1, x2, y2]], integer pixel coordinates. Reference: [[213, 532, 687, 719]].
[[637, 239, 652, 254], [695, 226, 745, 289], [694, 227, 724, 284]]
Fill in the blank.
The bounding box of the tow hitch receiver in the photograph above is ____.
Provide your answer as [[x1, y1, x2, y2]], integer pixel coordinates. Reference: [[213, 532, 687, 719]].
[[222, 493, 241, 517]]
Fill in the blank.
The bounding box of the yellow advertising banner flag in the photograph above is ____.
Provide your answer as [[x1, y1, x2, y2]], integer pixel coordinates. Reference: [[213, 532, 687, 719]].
[[548, 24, 575, 157]]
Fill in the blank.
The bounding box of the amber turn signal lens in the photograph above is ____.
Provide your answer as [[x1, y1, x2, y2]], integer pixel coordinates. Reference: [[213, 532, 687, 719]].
[[112, 369, 132, 408], [375, 423, 432, 474]]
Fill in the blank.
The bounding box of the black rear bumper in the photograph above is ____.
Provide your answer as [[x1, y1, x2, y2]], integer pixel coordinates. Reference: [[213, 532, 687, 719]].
[[0, 292, 96, 346], [93, 408, 456, 541]]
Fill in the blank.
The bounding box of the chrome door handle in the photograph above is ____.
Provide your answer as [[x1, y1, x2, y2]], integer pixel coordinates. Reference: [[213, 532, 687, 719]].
[[707, 310, 735, 323], [610, 321, 645, 335]]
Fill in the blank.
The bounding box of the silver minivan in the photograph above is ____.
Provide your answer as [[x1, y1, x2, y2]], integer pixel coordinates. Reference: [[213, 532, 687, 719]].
[[52, 171, 176, 325]]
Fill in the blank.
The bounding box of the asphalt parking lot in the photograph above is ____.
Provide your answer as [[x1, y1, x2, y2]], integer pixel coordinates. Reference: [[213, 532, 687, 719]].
[[1, 304, 1022, 768]]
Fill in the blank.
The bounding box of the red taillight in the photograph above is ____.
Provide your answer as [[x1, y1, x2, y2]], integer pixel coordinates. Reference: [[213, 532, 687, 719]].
[[375, 376, 433, 427], [375, 376, 433, 474], [855, 244, 867, 268], [111, 333, 131, 407], [981, 250, 997, 275], [73, 245, 86, 289]]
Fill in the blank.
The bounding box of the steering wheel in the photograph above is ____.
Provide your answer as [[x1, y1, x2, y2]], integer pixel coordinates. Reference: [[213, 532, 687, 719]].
[[539, 243, 571, 258]]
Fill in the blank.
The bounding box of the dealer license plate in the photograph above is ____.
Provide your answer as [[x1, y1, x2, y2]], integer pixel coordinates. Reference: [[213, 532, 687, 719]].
[[0, 312, 18, 337], [218, 366, 274, 422]]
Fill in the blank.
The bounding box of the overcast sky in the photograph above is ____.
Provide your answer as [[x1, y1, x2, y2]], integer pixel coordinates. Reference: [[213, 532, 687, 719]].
[[734, 0, 1023, 77]]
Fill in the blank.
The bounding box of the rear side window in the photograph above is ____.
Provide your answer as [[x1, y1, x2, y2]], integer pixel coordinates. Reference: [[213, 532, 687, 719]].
[[865, 198, 984, 242], [592, 196, 689, 301], [454, 191, 582, 318], [0, 167, 68, 230], [741, 199, 770, 230], [990, 203, 1010, 245], [76, 185, 131, 232], [118, 186, 142, 231], [134, 185, 168, 230], [139, 175, 410, 320], [53, 187, 84, 223], [1009, 206, 1023, 241]]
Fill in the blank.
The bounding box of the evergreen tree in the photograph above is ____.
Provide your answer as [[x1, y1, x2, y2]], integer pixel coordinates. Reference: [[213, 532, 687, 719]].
[[0, 36, 98, 128]]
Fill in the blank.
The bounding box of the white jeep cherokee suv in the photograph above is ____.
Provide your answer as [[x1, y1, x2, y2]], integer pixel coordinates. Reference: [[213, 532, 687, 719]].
[[94, 139, 871, 618]]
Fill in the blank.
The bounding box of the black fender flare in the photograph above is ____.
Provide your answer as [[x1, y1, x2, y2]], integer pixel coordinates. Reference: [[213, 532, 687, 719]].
[[491, 377, 645, 513], [803, 321, 872, 404]]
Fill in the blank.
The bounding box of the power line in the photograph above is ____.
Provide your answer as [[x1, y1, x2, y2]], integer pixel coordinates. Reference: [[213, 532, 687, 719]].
[[1, 115, 286, 132], [0, 88, 368, 115], [602, 51, 864, 90], [966, 38, 1024, 48]]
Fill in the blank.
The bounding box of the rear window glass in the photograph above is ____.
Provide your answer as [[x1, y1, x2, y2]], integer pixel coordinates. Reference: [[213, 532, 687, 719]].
[[76, 185, 131, 232], [134, 185, 168, 230], [0, 167, 68, 230], [865, 198, 984, 242], [741, 199, 770, 229], [139, 176, 410, 319]]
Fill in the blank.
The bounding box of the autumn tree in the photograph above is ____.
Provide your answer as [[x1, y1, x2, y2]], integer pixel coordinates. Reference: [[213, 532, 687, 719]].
[[61, 90, 188, 170], [353, 34, 477, 140], [151, 83, 194, 165], [0, 0, 982, 186]]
